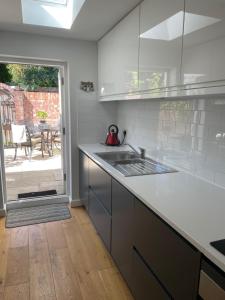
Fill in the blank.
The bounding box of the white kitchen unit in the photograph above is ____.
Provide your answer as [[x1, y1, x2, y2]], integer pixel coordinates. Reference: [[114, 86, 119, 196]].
[[181, 0, 225, 87], [98, 6, 139, 98], [98, 0, 225, 101], [139, 0, 184, 92]]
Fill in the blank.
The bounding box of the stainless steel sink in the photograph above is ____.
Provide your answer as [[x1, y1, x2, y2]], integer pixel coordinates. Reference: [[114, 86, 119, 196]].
[[95, 151, 140, 162], [95, 151, 177, 177]]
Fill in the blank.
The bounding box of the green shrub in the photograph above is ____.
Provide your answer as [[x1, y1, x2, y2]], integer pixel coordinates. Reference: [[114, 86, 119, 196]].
[[36, 110, 48, 120]]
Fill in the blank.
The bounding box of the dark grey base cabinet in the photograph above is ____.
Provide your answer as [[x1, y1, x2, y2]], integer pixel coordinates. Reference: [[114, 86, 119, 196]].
[[89, 188, 111, 251], [134, 199, 201, 300], [111, 179, 134, 289], [79, 150, 202, 300], [89, 158, 111, 213], [79, 151, 89, 210], [132, 248, 171, 300]]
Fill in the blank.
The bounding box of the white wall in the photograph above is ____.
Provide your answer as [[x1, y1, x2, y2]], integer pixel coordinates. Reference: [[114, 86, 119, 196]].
[[0, 30, 117, 207], [117, 97, 225, 189]]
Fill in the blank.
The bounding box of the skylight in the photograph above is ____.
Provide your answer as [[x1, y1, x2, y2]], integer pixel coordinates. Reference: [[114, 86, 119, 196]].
[[21, 0, 86, 29], [35, 0, 67, 5], [140, 11, 221, 41]]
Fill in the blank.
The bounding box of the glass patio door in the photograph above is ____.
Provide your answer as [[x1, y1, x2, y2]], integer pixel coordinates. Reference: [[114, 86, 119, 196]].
[[0, 62, 66, 204]]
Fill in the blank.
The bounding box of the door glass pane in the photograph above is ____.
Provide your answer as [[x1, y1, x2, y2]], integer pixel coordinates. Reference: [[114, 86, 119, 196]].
[[0, 63, 65, 202]]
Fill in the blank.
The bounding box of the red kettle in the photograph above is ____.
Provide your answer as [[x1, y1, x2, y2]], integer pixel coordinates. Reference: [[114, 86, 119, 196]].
[[105, 124, 120, 146]]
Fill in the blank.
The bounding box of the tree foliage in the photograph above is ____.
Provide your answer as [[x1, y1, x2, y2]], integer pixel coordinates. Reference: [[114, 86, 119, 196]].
[[0, 64, 12, 83], [6, 64, 58, 90]]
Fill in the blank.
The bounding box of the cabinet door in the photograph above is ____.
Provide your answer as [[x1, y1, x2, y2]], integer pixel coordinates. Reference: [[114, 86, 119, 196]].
[[98, 6, 139, 97], [79, 151, 89, 210], [181, 0, 225, 85], [139, 0, 184, 91], [134, 199, 200, 300], [89, 188, 111, 251], [132, 248, 171, 300], [89, 159, 111, 214], [111, 179, 134, 289]]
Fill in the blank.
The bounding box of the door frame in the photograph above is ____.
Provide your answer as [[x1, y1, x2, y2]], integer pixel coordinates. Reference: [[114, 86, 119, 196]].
[[0, 56, 71, 211]]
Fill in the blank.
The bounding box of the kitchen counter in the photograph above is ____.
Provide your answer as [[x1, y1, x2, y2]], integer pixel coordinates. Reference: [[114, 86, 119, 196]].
[[79, 143, 225, 272]]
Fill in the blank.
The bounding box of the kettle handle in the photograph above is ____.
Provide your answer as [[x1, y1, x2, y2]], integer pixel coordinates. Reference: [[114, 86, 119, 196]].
[[108, 124, 119, 134]]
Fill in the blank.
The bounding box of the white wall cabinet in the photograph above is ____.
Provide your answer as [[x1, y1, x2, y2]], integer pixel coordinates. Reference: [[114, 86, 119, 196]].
[[98, 7, 139, 97], [98, 0, 225, 101], [139, 0, 184, 91], [181, 0, 225, 86]]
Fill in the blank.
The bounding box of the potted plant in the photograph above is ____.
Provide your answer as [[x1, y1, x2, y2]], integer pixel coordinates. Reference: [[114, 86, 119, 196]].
[[36, 110, 48, 123]]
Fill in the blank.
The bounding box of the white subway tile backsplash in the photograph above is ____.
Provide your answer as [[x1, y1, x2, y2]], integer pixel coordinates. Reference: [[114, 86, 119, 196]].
[[117, 97, 225, 189]]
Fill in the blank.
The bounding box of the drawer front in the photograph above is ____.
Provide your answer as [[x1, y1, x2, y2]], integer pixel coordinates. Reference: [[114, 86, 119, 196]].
[[134, 199, 200, 299], [89, 188, 111, 251], [89, 159, 111, 214], [132, 248, 171, 300]]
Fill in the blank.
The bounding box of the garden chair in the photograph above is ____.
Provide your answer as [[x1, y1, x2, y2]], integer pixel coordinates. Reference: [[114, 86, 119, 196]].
[[12, 124, 42, 160], [51, 130, 61, 150]]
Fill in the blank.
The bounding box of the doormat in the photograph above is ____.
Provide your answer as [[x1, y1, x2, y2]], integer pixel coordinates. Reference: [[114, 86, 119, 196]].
[[18, 189, 57, 199], [6, 203, 71, 228]]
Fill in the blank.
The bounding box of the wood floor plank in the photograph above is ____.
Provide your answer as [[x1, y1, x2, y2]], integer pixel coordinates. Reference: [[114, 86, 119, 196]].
[[29, 224, 46, 246], [0, 218, 5, 231], [4, 283, 29, 300], [0, 230, 10, 288], [99, 267, 133, 300], [9, 227, 28, 248], [29, 224, 49, 264], [76, 269, 107, 300], [62, 219, 94, 274], [29, 261, 56, 300], [5, 247, 29, 286], [77, 267, 134, 300], [30, 241, 50, 264], [70, 207, 91, 225], [63, 218, 113, 273], [45, 221, 67, 250], [50, 247, 83, 300], [0, 285, 4, 300], [79, 222, 114, 271], [29, 225, 56, 300]]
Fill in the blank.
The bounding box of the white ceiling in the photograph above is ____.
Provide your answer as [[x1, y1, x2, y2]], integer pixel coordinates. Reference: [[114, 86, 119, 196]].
[[0, 0, 141, 41]]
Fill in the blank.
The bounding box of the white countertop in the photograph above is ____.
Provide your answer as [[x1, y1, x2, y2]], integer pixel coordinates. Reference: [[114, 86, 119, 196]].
[[79, 143, 225, 273]]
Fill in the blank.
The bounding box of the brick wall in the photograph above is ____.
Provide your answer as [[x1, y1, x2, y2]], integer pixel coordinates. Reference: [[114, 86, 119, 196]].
[[0, 83, 60, 126], [22, 91, 60, 125]]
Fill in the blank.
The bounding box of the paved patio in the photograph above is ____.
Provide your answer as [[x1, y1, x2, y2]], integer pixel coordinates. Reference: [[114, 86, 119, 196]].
[[4, 148, 64, 201]]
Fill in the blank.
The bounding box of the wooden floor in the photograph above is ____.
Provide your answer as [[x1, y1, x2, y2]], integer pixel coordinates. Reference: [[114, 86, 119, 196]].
[[0, 207, 133, 300]]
